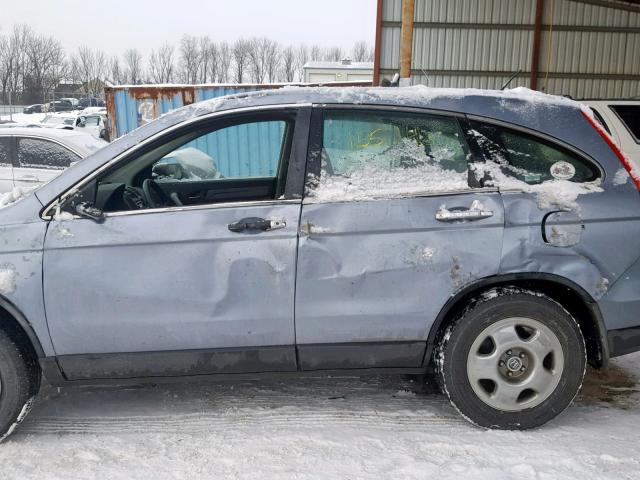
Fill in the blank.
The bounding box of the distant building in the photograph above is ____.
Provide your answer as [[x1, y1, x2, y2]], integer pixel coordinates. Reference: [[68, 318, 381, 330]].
[[303, 59, 373, 83]]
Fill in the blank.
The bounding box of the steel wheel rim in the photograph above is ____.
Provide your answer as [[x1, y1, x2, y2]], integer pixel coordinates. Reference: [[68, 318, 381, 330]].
[[466, 317, 564, 412]]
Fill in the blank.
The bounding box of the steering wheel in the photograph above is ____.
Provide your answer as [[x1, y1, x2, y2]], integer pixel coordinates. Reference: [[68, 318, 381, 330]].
[[142, 179, 175, 208]]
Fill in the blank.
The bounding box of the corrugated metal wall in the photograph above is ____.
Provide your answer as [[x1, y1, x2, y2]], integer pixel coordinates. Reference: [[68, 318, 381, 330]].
[[378, 0, 640, 98]]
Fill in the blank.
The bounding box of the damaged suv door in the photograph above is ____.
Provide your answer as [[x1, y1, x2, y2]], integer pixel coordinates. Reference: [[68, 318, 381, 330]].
[[294, 107, 505, 369], [42, 108, 308, 380]]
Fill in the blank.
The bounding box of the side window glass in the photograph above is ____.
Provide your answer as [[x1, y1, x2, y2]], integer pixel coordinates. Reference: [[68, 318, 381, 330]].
[[610, 105, 640, 143], [308, 110, 470, 201], [469, 122, 599, 185], [0, 138, 12, 167], [17, 138, 78, 170], [151, 120, 286, 182], [94, 117, 293, 213]]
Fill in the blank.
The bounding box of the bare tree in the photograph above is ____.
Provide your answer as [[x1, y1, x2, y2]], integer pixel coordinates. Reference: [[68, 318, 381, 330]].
[[264, 40, 281, 83], [72, 45, 107, 96], [109, 55, 124, 84], [0, 24, 31, 104], [198, 37, 219, 83], [309, 45, 323, 61], [179, 35, 200, 84], [352, 41, 373, 62], [295, 44, 309, 82], [232, 39, 250, 83], [217, 42, 231, 83], [247, 37, 280, 83], [324, 46, 343, 62], [24, 33, 66, 103], [280, 45, 296, 83], [123, 48, 143, 84], [148, 43, 174, 84]]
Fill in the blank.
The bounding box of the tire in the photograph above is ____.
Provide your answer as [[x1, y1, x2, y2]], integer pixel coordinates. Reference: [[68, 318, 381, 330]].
[[0, 328, 40, 442], [436, 287, 586, 430]]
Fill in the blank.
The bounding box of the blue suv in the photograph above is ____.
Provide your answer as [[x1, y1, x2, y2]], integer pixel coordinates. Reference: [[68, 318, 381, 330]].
[[0, 86, 639, 439]]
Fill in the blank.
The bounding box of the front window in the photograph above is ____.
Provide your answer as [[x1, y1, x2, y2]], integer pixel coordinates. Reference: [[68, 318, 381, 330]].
[[79, 115, 294, 213], [306, 110, 471, 202]]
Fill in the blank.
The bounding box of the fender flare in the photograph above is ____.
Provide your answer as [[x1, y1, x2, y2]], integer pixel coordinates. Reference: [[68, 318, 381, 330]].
[[0, 294, 46, 358], [422, 272, 609, 367]]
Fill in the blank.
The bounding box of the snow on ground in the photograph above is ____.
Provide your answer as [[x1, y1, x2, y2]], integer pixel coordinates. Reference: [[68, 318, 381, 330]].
[[0, 353, 638, 479], [0, 112, 46, 124]]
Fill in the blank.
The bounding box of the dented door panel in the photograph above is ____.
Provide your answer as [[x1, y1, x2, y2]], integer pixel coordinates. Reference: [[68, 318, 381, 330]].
[[295, 193, 505, 353], [43, 203, 301, 362]]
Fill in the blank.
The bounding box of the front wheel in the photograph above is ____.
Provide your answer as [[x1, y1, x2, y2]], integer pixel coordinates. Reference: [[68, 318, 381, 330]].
[[0, 329, 40, 441], [437, 288, 586, 429]]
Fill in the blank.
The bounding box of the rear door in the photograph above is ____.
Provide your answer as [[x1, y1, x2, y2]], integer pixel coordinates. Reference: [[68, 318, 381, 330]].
[[14, 136, 78, 187], [294, 107, 505, 370]]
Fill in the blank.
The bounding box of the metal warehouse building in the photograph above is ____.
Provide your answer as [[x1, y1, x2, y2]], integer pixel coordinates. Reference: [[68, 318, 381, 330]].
[[373, 0, 640, 98]]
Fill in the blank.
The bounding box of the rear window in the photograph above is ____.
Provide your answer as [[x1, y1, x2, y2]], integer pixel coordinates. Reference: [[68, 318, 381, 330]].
[[610, 105, 640, 143]]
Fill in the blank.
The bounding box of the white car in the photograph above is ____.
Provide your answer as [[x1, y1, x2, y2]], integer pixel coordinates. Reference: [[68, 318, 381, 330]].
[[75, 113, 109, 141], [582, 100, 639, 168], [0, 127, 107, 193]]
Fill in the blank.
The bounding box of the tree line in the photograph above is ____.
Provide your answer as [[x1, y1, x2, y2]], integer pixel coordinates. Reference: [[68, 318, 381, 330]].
[[0, 24, 373, 105]]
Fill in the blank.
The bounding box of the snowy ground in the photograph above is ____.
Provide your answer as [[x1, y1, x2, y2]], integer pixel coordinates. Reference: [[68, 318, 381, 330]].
[[0, 112, 46, 124], [0, 353, 638, 479]]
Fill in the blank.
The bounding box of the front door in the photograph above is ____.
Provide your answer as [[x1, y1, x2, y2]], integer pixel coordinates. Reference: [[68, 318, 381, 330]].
[[43, 108, 308, 380], [295, 107, 505, 370]]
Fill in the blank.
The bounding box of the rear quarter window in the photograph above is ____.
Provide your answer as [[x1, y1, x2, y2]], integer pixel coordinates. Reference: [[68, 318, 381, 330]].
[[469, 121, 600, 185]]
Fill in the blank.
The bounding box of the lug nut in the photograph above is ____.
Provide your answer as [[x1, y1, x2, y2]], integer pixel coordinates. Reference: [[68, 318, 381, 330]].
[[507, 350, 512, 355], [519, 353, 525, 359], [520, 367, 526, 372], [507, 371, 513, 377], [499, 361, 505, 367]]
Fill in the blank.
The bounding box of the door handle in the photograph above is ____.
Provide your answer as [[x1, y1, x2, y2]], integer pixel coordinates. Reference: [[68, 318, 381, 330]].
[[436, 200, 494, 222], [228, 217, 286, 233]]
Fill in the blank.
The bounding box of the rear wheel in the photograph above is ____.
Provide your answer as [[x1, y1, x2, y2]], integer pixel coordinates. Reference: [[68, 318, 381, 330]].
[[0, 328, 40, 441], [437, 288, 586, 429]]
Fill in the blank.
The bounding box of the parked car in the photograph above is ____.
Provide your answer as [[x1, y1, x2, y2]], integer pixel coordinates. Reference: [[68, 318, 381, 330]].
[[582, 100, 639, 168], [40, 113, 77, 129], [0, 87, 639, 440], [0, 127, 107, 193], [76, 97, 105, 109], [75, 113, 110, 141], [46, 100, 74, 113], [22, 104, 42, 114]]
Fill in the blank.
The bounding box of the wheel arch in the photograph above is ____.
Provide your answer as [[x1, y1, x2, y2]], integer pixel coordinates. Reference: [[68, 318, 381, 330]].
[[0, 295, 45, 360], [423, 273, 609, 369]]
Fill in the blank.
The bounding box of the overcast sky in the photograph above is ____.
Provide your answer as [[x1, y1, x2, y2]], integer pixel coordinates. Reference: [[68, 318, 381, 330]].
[[0, 0, 377, 56]]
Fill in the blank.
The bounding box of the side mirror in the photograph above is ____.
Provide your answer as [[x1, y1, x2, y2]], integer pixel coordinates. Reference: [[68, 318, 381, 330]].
[[78, 117, 86, 127], [75, 202, 104, 222]]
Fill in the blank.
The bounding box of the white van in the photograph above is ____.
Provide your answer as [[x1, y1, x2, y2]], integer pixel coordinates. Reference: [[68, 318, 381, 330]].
[[582, 100, 639, 168]]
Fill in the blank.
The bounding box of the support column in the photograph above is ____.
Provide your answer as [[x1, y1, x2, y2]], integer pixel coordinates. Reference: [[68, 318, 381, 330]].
[[399, 0, 415, 86], [530, 0, 545, 90]]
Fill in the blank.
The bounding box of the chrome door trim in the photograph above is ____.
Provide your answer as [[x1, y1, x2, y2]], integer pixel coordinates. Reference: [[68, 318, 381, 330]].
[[302, 188, 500, 205], [41, 103, 311, 219]]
